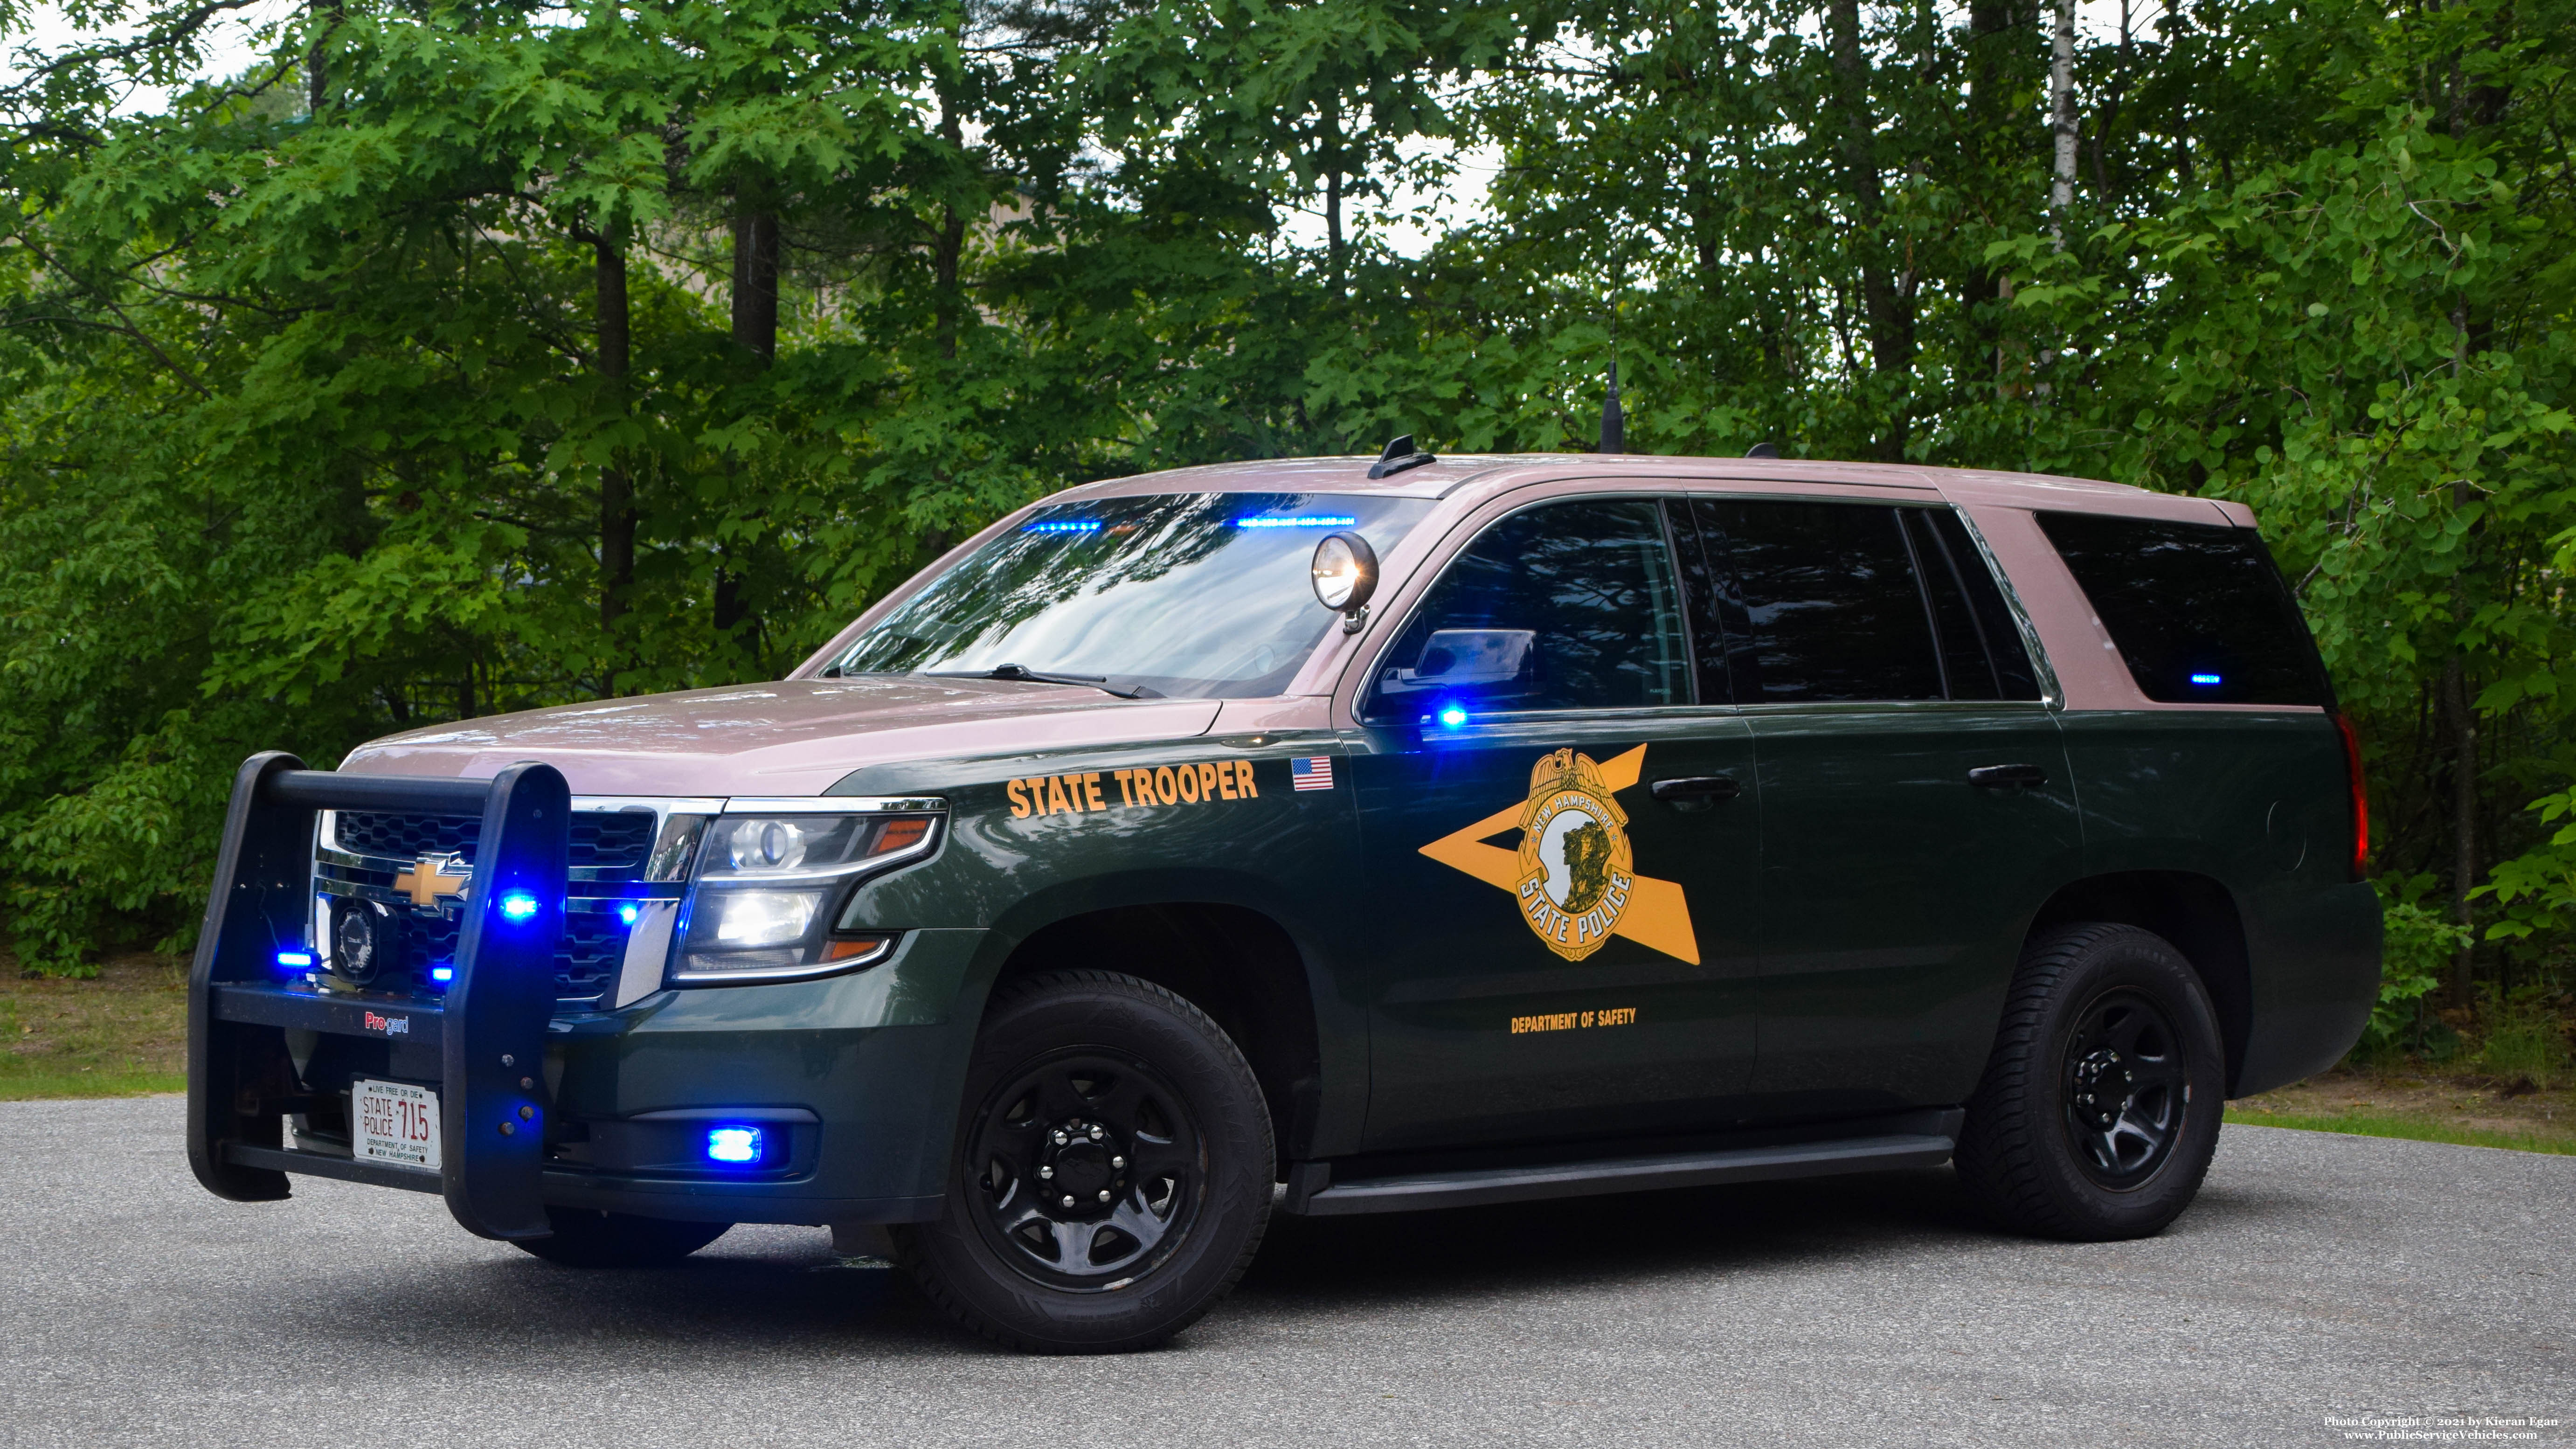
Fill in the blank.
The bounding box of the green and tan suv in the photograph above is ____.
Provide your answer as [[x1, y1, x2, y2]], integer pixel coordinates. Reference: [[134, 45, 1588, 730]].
[[187, 446, 2381, 1353]]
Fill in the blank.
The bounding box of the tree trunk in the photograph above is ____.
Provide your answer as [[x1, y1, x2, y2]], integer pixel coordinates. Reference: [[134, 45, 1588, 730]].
[[2049, 0, 2077, 239], [1824, 0, 1913, 460], [731, 209, 779, 366], [2443, 650, 2478, 1000], [596, 235, 634, 645], [1322, 92, 1346, 301], [935, 81, 966, 361]]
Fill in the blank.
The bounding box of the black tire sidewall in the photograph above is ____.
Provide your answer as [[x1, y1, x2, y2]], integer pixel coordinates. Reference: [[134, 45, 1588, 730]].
[[1963, 925, 2228, 1240], [902, 971, 1274, 1352]]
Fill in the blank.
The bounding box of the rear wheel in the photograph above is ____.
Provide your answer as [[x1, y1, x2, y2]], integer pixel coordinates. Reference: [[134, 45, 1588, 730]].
[[1954, 923, 2226, 1241], [514, 1208, 731, 1268], [895, 970, 1274, 1354]]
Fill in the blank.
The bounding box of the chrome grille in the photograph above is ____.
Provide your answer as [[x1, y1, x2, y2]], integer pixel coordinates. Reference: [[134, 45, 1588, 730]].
[[334, 810, 655, 870], [314, 804, 678, 1008]]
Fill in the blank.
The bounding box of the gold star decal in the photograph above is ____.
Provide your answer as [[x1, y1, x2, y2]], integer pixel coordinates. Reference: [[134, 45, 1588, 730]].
[[1416, 743, 1702, 965]]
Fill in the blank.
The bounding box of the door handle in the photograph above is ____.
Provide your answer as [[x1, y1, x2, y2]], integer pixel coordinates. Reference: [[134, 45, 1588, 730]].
[[1650, 776, 1744, 803], [1968, 763, 2048, 789]]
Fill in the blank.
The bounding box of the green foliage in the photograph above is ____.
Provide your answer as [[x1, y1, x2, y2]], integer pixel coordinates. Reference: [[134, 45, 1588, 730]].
[[2, 0, 2573, 983], [2368, 877, 2469, 1049]]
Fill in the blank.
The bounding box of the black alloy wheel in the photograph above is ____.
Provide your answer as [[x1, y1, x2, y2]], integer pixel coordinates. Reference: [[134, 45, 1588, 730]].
[[1954, 922, 2226, 1241], [2060, 988, 2187, 1186], [894, 970, 1274, 1354], [963, 1051, 1204, 1287]]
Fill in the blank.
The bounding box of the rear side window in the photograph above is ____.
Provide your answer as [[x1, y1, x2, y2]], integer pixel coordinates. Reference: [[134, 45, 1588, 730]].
[[1901, 509, 2043, 701], [2036, 511, 2332, 706], [1685, 499, 1945, 703]]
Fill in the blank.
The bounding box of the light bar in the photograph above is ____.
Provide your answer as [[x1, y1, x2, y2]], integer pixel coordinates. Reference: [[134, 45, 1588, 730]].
[[1023, 520, 1101, 534], [1235, 515, 1358, 529], [2189, 673, 2222, 686], [276, 950, 313, 969], [430, 966, 455, 983], [706, 1126, 763, 1165], [1436, 705, 1468, 728]]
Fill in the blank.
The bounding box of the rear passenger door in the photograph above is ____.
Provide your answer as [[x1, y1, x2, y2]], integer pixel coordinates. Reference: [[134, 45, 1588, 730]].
[[1679, 499, 2084, 1120]]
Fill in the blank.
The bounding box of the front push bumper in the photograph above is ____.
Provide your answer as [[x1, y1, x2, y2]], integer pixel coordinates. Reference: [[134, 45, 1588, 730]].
[[188, 755, 984, 1237]]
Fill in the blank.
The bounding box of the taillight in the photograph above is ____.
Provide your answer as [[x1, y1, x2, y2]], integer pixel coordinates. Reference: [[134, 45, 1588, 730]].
[[2332, 713, 2368, 880]]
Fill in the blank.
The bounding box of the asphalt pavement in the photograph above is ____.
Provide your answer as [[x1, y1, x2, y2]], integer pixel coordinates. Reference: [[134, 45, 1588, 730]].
[[1, 1096, 2567, 1448]]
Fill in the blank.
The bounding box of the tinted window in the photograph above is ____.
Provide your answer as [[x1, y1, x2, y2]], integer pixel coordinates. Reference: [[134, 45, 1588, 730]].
[[1901, 509, 2043, 701], [1690, 500, 1945, 703], [2037, 511, 2331, 706], [1365, 499, 1688, 720], [827, 492, 1430, 699]]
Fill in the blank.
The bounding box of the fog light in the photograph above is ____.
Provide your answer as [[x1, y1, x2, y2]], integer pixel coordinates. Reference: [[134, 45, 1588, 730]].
[[499, 891, 541, 922], [706, 1126, 763, 1164]]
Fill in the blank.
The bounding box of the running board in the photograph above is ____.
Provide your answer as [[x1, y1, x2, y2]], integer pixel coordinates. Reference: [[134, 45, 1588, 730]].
[[1284, 1114, 1961, 1217]]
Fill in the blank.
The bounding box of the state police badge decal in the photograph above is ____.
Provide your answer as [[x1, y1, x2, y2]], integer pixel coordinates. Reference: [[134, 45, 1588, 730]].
[[1513, 749, 1634, 961]]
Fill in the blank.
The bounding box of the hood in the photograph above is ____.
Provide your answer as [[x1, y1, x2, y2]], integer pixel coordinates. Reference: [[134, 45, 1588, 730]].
[[337, 676, 1226, 797]]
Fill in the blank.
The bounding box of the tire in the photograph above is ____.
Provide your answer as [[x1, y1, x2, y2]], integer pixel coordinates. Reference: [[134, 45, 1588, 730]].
[[1954, 922, 2227, 1241], [893, 970, 1274, 1354], [513, 1208, 732, 1268]]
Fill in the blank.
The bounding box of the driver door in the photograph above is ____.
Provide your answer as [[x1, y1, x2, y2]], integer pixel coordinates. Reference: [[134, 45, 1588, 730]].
[[1342, 496, 1765, 1152]]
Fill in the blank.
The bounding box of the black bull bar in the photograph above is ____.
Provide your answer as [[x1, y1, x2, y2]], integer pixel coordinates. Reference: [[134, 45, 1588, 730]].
[[187, 752, 571, 1240]]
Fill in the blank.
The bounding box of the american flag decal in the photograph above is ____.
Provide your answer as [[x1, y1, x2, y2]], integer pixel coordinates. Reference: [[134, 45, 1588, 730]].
[[1291, 756, 1335, 792]]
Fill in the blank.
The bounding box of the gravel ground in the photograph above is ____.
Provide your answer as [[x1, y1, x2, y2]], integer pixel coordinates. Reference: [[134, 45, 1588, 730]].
[[1, 1096, 2568, 1448]]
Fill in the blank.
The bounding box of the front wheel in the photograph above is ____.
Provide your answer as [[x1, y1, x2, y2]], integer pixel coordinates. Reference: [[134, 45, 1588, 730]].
[[1954, 923, 2227, 1241], [894, 970, 1274, 1354]]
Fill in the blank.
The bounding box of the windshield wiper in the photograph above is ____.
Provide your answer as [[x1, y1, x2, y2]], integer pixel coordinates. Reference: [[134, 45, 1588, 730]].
[[928, 664, 1158, 699]]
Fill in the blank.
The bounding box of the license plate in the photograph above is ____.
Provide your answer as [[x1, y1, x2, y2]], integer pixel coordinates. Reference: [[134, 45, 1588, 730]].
[[354, 1078, 441, 1172]]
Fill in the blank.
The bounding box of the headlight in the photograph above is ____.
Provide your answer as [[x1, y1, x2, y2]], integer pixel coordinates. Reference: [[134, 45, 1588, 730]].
[[670, 801, 941, 984]]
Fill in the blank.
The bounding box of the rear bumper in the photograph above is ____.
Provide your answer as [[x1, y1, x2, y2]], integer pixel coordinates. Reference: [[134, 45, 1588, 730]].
[[2235, 880, 2382, 1097], [533, 927, 985, 1224]]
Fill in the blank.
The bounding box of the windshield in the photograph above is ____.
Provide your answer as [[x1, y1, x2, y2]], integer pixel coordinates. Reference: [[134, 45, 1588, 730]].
[[823, 492, 1433, 699]]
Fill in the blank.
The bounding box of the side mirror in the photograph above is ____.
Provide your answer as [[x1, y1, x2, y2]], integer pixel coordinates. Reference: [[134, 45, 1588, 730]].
[[1311, 532, 1379, 631]]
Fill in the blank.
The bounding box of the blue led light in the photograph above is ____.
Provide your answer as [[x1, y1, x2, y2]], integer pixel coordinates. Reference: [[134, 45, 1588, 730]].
[[1438, 705, 1468, 728], [2190, 673, 2223, 686], [617, 902, 640, 926], [1234, 514, 1359, 529], [706, 1126, 763, 1164], [499, 891, 541, 922], [276, 950, 313, 970], [1022, 519, 1102, 534], [429, 966, 454, 983]]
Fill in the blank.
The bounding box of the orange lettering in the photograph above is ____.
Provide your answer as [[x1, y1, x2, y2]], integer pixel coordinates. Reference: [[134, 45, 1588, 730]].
[[1046, 776, 1071, 815], [1198, 762, 1221, 801], [1153, 766, 1177, 804], [1235, 759, 1258, 798], [1007, 779, 1030, 818], [1083, 772, 1106, 811]]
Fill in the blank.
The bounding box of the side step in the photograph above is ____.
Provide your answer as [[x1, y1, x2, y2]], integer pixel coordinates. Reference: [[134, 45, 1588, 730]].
[[1283, 1111, 1962, 1217]]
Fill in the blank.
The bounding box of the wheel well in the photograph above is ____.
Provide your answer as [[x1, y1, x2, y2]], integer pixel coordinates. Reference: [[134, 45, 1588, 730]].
[[991, 903, 1323, 1173], [2029, 872, 2253, 1094]]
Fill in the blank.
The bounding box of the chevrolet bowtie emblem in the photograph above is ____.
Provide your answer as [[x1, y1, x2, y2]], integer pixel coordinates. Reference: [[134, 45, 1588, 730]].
[[393, 855, 469, 909]]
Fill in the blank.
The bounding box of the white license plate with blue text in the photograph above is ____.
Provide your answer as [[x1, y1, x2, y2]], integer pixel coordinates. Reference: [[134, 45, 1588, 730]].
[[354, 1079, 441, 1172]]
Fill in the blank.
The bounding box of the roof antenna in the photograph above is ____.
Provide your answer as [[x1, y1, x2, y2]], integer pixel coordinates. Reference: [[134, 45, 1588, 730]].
[[1599, 297, 1624, 455], [1367, 434, 1436, 479]]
